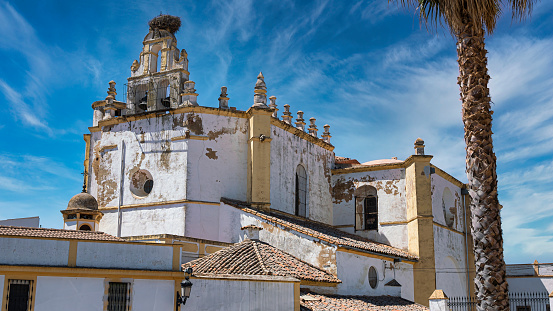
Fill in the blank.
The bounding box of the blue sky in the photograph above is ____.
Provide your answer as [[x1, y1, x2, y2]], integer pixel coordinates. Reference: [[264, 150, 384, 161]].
[[1, 0, 552, 264]]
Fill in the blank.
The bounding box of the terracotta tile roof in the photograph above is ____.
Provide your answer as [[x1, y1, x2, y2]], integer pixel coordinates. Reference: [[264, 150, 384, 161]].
[[0, 226, 123, 241], [300, 292, 429, 311], [222, 198, 417, 261], [182, 238, 341, 284]]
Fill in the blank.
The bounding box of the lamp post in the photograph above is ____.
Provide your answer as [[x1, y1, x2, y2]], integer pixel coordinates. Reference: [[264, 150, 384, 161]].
[[176, 267, 193, 310]]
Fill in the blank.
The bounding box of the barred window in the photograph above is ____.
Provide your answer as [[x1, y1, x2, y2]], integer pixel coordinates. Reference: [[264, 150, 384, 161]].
[[107, 282, 130, 311], [6, 279, 32, 311], [355, 185, 378, 231]]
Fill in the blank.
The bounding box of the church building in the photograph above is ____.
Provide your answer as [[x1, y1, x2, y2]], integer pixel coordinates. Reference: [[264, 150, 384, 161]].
[[1, 14, 475, 310]]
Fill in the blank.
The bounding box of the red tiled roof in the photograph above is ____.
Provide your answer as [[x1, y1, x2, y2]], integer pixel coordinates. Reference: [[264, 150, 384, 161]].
[[222, 198, 417, 261], [300, 292, 429, 311], [182, 238, 341, 284], [0, 226, 123, 241]]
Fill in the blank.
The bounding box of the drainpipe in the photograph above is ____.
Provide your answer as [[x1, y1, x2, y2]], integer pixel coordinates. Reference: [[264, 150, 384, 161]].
[[461, 187, 471, 298], [117, 140, 126, 237]]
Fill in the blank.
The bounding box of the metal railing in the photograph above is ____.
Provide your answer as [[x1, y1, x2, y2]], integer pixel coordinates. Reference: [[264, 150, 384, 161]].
[[448, 292, 550, 311]]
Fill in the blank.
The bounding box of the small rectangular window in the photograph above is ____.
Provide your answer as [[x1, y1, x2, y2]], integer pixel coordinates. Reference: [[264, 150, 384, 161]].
[[6, 279, 32, 311], [364, 197, 378, 231], [107, 282, 130, 311]]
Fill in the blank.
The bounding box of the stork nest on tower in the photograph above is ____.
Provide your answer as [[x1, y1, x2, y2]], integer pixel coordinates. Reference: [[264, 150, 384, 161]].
[[148, 14, 181, 34]]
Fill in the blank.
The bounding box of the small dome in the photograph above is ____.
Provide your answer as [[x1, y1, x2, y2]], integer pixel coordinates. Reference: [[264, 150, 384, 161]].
[[67, 192, 98, 211]]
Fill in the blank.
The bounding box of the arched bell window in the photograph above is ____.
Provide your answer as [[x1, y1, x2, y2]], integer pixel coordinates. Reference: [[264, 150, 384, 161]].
[[79, 224, 92, 231], [295, 164, 307, 217], [354, 185, 378, 231]]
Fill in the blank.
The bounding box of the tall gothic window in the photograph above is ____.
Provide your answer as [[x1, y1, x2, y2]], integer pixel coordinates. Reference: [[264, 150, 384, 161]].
[[354, 185, 378, 231], [295, 164, 307, 217]]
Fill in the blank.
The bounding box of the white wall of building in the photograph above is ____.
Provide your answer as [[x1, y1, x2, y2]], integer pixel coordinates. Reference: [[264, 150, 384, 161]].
[[507, 277, 553, 293], [0, 275, 4, 306], [270, 125, 334, 224], [76, 241, 175, 270], [99, 203, 185, 237], [0, 238, 69, 266], [332, 168, 408, 249], [34, 277, 105, 311], [320, 251, 414, 301], [431, 174, 470, 297], [0, 216, 39, 227], [185, 277, 296, 311], [132, 279, 175, 311]]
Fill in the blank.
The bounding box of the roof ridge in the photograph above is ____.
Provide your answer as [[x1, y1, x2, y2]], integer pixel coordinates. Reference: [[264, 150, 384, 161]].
[[0, 225, 111, 235], [250, 239, 271, 275]]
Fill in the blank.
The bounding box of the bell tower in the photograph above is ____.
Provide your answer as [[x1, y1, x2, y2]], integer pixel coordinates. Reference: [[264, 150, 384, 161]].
[[126, 14, 197, 114]]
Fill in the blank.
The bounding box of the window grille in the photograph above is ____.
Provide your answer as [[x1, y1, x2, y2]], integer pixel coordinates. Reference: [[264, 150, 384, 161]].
[[7, 279, 32, 311], [364, 197, 378, 230], [295, 164, 307, 217], [107, 282, 130, 311]]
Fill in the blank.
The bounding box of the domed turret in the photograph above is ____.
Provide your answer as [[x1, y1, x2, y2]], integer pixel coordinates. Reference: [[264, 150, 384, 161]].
[[61, 191, 103, 231]]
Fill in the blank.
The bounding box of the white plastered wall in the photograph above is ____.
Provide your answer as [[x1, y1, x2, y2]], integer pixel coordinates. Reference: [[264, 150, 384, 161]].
[[0, 238, 69, 266], [270, 125, 334, 224], [34, 277, 105, 311], [132, 279, 175, 311], [309, 251, 414, 301], [332, 168, 408, 249], [507, 277, 553, 293], [431, 174, 469, 297], [0, 275, 4, 307], [184, 277, 296, 311], [99, 203, 185, 237]]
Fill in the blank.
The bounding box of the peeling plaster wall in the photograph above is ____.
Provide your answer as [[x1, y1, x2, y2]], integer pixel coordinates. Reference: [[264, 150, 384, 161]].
[[431, 175, 469, 297], [331, 168, 408, 249], [270, 125, 334, 224], [186, 203, 337, 274], [89, 114, 188, 209], [185, 113, 248, 202], [305, 251, 414, 300], [99, 204, 185, 237]]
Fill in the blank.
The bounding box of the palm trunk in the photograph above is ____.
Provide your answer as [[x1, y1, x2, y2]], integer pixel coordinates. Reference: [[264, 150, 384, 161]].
[[457, 18, 509, 311]]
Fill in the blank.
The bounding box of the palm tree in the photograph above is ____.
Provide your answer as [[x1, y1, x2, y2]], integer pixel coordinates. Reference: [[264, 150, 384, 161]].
[[391, 0, 533, 310]]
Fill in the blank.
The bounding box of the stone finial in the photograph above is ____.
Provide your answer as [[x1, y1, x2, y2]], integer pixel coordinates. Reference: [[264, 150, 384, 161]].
[[107, 81, 117, 98], [181, 81, 198, 107], [241, 224, 263, 240], [103, 81, 117, 120], [534, 260, 540, 276], [253, 72, 268, 108], [308, 117, 318, 137], [414, 138, 425, 155], [322, 124, 331, 143], [428, 289, 448, 311], [282, 104, 293, 124], [218, 86, 229, 109], [295, 111, 306, 131], [269, 96, 278, 118], [131, 60, 139, 72]]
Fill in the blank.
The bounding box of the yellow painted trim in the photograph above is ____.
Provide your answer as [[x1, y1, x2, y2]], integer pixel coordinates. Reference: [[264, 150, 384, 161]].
[[433, 221, 465, 236], [380, 220, 409, 225], [332, 155, 436, 175], [300, 280, 339, 287], [180, 242, 199, 253], [270, 118, 334, 151], [68, 240, 78, 267], [0, 235, 175, 247], [171, 134, 208, 141], [431, 165, 465, 188], [0, 265, 183, 280], [99, 198, 220, 211], [172, 245, 181, 271], [336, 247, 416, 264], [294, 282, 300, 311], [333, 224, 354, 228], [248, 136, 273, 143], [204, 245, 224, 254]]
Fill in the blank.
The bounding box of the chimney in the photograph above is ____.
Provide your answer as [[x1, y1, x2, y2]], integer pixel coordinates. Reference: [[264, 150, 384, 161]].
[[218, 86, 229, 109]]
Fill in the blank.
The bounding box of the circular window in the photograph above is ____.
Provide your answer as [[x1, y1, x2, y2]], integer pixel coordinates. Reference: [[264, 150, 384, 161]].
[[368, 266, 378, 289], [130, 170, 154, 197], [79, 224, 92, 231]]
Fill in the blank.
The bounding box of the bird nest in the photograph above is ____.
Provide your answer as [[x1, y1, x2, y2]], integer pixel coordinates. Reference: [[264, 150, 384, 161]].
[[148, 15, 181, 34]]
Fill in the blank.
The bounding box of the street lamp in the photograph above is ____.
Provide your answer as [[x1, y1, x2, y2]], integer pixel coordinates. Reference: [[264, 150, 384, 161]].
[[176, 267, 193, 309]]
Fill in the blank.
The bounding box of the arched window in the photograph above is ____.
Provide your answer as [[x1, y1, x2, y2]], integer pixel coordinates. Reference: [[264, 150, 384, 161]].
[[354, 185, 378, 231], [295, 164, 307, 217], [79, 224, 92, 231]]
